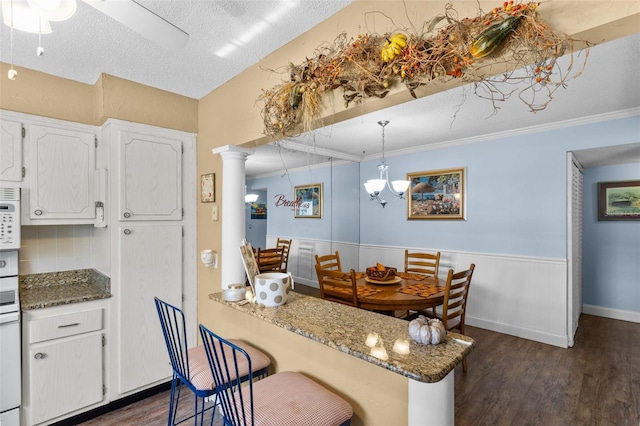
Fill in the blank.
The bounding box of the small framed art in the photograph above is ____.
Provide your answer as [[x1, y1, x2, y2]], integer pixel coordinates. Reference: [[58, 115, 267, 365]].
[[407, 167, 465, 220], [201, 173, 215, 203], [598, 180, 640, 221], [294, 183, 323, 218]]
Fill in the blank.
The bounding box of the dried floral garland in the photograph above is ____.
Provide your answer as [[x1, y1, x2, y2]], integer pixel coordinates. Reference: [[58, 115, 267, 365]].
[[259, 1, 590, 137]]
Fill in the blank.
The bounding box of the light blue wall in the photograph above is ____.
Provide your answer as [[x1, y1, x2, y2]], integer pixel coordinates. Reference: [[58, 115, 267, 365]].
[[247, 160, 360, 244], [360, 115, 640, 259], [249, 114, 640, 313], [245, 189, 268, 249], [583, 163, 640, 312]]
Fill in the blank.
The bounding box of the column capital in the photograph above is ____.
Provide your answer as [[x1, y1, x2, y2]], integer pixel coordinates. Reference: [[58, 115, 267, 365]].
[[212, 145, 254, 158]]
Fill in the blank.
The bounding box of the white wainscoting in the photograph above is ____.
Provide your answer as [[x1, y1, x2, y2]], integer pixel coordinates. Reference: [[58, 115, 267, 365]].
[[360, 244, 570, 348], [266, 236, 359, 288], [268, 236, 571, 347]]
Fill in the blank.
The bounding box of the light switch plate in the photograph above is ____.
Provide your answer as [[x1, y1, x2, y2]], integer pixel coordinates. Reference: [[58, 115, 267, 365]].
[[211, 204, 218, 221]]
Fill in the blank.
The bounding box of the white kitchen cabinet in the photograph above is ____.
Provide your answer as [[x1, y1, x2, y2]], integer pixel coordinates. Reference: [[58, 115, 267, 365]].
[[118, 129, 182, 221], [22, 303, 106, 426], [0, 118, 23, 182], [116, 224, 182, 394], [97, 119, 196, 401], [27, 123, 96, 222]]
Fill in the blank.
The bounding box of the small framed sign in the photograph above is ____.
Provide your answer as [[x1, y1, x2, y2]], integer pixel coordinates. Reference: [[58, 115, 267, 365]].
[[201, 173, 215, 203]]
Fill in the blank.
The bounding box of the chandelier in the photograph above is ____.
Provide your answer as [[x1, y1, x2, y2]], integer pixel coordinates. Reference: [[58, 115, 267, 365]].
[[363, 120, 410, 208]]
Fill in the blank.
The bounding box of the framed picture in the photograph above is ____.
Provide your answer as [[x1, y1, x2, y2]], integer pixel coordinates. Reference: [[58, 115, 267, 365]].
[[407, 167, 465, 220], [201, 173, 215, 202], [294, 183, 323, 218], [251, 203, 267, 220], [598, 180, 640, 221]]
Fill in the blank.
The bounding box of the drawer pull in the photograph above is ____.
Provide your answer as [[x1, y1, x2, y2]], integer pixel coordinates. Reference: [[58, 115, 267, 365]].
[[123, 212, 131, 218], [34, 352, 45, 360], [34, 209, 43, 216], [58, 322, 80, 328]]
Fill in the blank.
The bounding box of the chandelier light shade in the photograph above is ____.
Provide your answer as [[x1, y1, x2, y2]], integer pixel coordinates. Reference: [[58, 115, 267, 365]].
[[363, 120, 410, 208], [245, 193, 259, 204]]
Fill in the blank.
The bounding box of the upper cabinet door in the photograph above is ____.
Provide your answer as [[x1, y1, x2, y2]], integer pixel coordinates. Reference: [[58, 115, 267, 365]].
[[29, 124, 95, 220], [118, 130, 182, 221], [0, 119, 23, 182]]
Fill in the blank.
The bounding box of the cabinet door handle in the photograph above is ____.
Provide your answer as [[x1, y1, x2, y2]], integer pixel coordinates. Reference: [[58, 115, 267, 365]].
[[34, 209, 43, 216], [123, 229, 131, 235], [123, 212, 131, 218], [58, 322, 80, 328], [34, 352, 45, 360]]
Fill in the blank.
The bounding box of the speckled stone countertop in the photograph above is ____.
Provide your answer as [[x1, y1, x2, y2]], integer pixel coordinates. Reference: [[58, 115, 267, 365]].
[[209, 292, 475, 383], [20, 269, 111, 310]]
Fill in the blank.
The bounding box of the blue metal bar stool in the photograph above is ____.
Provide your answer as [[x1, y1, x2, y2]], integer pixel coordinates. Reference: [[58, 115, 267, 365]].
[[199, 324, 353, 426], [154, 297, 270, 425]]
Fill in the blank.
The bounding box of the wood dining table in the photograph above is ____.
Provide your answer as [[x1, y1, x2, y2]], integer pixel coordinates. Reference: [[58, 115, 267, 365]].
[[354, 273, 445, 313]]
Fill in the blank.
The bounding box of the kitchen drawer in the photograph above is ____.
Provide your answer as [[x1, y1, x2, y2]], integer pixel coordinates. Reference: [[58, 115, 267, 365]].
[[29, 308, 103, 343]]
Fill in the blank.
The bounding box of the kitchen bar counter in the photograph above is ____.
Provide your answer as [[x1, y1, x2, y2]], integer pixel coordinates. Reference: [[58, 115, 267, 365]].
[[20, 269, 111, 310], [209, 291, 474, 383]]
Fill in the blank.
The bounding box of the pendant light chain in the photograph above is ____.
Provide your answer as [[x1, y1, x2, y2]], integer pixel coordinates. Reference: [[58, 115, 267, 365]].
[[378, 120, 388, 165]]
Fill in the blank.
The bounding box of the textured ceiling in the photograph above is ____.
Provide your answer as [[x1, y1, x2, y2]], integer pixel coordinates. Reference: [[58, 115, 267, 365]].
[[0, 1, 638, 175], [0, 0, 354, 99]]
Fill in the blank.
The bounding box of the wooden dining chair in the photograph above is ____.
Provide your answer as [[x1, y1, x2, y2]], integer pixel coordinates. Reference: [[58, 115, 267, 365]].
[[315, 265, 359, 307], [439, 263, 475, 372], [315, 251, 342, 272], [404, 250, 441, 277], [276, 238, 292, 272], [256, 247, 285, 273], [199, 324, 353, 426], [154, 297, 271, 425]]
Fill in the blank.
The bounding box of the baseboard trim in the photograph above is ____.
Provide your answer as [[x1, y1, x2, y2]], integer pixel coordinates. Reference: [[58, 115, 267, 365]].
[[467, 316, 569, 348], [50, 381, 172, 426], [583, 305, 640, 324]]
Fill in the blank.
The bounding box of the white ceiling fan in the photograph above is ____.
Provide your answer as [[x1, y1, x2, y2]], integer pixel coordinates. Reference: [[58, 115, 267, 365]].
[[82, 0, 189, 50], [1, 0, 188, 50]]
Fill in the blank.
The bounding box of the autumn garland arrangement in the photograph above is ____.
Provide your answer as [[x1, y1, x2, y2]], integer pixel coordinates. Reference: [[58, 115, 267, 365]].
[[259, 1, 590, 137]]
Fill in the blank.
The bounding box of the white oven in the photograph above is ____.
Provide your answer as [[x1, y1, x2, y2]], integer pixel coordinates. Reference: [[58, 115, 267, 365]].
[[0, 188, 21, 426]]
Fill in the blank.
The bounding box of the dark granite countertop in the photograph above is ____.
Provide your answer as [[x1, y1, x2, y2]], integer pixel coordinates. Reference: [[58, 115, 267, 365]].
[[20, 269, 111, 310], [209, 291, 475, 383]]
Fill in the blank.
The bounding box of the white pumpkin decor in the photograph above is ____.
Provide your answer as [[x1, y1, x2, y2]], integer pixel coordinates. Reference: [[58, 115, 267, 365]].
[[409, 315, 447, 345]]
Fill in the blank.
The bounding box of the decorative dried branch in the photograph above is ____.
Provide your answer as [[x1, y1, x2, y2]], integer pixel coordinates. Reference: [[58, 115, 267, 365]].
[[259, 1, 590, 137]]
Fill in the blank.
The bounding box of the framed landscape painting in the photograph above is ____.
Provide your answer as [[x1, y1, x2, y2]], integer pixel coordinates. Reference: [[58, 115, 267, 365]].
[[407, 167, 465, 220], [294, 183, 323, 218], [598, 180, 640, 221]]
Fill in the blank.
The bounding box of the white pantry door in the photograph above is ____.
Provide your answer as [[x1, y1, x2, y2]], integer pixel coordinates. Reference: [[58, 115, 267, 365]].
[[117, 224, 182, 394]]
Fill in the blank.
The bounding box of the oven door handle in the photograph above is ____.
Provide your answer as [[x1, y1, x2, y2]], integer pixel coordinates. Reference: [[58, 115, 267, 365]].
[[0, 311, 20, 324]]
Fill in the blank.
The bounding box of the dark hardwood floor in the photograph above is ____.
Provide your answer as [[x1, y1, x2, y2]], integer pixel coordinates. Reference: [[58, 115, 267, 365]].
[[77, 285, 639, 425]]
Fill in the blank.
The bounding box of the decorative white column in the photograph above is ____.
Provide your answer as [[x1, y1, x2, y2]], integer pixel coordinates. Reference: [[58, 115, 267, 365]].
[[212, 145, 254, 290]]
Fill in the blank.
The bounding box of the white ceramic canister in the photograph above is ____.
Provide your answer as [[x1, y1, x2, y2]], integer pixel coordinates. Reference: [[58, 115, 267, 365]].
[[223, 283, 246, 302], [254, 272, 294, 307]]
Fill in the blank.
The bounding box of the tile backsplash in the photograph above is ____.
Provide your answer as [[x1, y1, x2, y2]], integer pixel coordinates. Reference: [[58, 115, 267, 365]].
[[19, 225, 95, 274]]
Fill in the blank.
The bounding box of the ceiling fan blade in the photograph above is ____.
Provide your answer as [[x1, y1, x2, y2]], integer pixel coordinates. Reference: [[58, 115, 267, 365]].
[[82, 0, 188, 51]]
